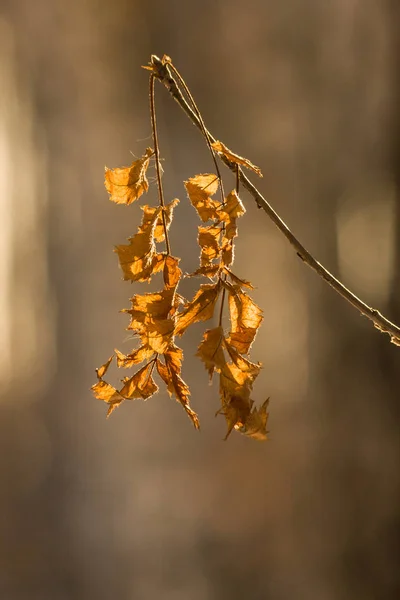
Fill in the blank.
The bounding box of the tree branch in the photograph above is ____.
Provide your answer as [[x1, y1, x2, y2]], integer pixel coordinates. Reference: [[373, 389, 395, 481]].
[[149, 54, 400, 347]]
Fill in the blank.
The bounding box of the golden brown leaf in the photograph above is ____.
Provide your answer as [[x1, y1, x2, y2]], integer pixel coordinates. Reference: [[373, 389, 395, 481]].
[[114, 205, 161, 281], [219, 361, 254, 398], [125, 288, 178, 332], [216, 191, 245, 268], [92, 380, 125, 404], [226, 284, 263, 353], [175, 282, 221, 336], [143, 198, 179, 242], [235, 398, 269, 440], [142, 318, 176, 353], [96, 355, 114, 379], [198, 225, 221, 266], [105, 147, 153, 204], [158, 346, 200, 429], [163, 255, 182, 289], [211, 140, 262, 177], [119, 362, 158, 400], [115, 346, 155, 368], [196, 326, 226, 379], [185, 174, 220, 221], [189, 264, 221, 279], [218, 394, 253, 440], [223, 267, 254, 289], [217, 190, 246, 223]]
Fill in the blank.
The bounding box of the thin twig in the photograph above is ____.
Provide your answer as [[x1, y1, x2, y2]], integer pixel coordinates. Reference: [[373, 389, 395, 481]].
[[149, 54, 400, 346], [149, 74, 171, 255], [167, 63, 225, 203]]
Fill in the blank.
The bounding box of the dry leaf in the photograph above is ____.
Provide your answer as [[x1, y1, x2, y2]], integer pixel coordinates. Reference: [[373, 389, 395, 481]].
[[96, 355, 114, 379], [175, 282, 221, 336], [125, 287, 178, 330], [226, 284, 263, 353], [163, 255, 182, 289], [235, 398, 269, 440], [196, 326, 226, 379], [189, 264, 221, 279], [146, 198, 179, 242], [114, 205, 161, 281], [105, 147, 153, 204], [119, 362, 158, 400], [211, 140, 262, 177], [218, 394, 253, 440], [115, 346, 155, 368], [223, 267, 254, 289], [217, 190, 245, 267], [224, 340, 261, 380], [185, 173, 220, 221], [158, 346, 200, 429], [198, 225, 221, 266]]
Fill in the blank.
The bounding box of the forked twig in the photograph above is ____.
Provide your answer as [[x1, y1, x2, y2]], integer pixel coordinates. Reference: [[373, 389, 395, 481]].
[[149, 54, 400, 347]]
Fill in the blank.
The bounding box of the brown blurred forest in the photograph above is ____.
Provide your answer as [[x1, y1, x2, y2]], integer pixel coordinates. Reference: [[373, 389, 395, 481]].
[[0, 1, 399, 599]]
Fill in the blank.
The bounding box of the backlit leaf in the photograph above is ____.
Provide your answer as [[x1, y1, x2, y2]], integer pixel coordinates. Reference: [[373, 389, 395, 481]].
[[175, 282, 221, 336], [163, 255, 182, 289], [226, 284, 263, 353], [115, 346, 155, 368], [119, 362, 158, 400], [235, 398, 269, 440], [105, 147, 153, 204], [114, 205, 161, 281], [185, 173, 220, 221], [198, 225, 221, 266], [211, 140, 262, 177], [196, 326, 226, 379], [223, 267, 254, 289], [189, 264, 221, 280], [160, 345, 200, 429]]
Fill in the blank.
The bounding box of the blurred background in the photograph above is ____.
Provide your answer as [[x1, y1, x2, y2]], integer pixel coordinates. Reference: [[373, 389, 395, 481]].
[[0, 1, 399, 598]]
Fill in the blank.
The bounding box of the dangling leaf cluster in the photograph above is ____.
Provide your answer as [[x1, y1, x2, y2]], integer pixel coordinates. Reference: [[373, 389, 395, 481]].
[[92, 59, 269, 440]]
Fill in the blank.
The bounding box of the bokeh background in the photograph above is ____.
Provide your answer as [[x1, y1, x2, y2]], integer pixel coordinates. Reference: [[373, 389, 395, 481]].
[[1, 1, 399, 599]]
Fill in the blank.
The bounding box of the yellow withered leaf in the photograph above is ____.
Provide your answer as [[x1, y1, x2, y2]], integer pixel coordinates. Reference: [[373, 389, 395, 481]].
[[125, 288, 178, 332], [221, 238, 234, 268], [141, 318, 175, 354], [92, 380, 124, 404], [114, 205, 161, 281], [219, 361, 254, 398], [217, 190, 246, 223], [163, 255, 182, 289], [105, 147, 153, 204], [224, 340, 261, 380], [96, 355, 114, 379], [119, 362, 158, 400], [198, 225, 221, 266], [185, 173, 220, 221], [218, 394, 253, 441], [175, 282, 221, 336], [189, 264, 221, 280], [211, 140, 262, 177], [223, 267, 254, 289], [143, 198, 179, 242], [115, 345, 155, 368], [214, 191, 245, 267], [235, 399, 269, 441], [92, 356, 124, 411], [157, 346, 200, 429], [196, 326, 226, 379], [226, 284, 263, 353]]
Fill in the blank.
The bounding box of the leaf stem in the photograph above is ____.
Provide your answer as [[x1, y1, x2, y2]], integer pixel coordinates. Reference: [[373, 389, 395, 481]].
[[150, 55, 400, 347], [149, 74, 171, 256], [166, 62, 225, 204]]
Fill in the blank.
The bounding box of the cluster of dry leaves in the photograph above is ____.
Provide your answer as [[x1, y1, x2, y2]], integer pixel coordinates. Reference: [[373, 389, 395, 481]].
[[92, 140, 269, 440]]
